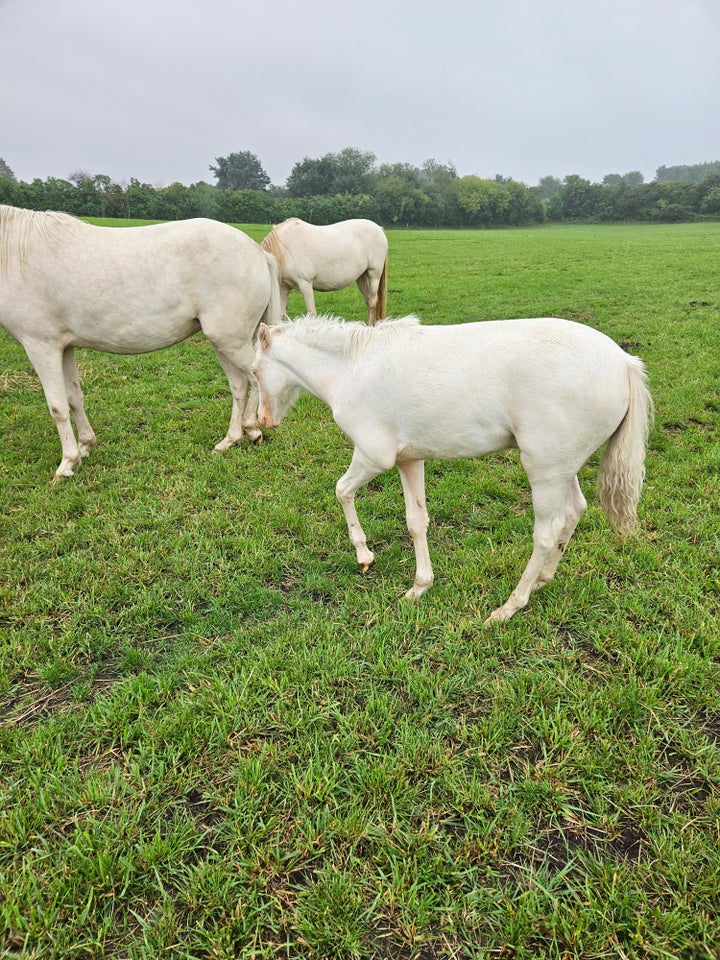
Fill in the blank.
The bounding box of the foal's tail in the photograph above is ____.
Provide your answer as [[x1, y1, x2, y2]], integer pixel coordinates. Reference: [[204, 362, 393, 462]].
[[261, 250, 283, 327], [376, 256, 388, 321], [597, 356, 653, 535]]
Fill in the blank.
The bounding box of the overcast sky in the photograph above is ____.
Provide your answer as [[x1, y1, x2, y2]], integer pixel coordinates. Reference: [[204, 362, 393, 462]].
[[3, 0, 719, 189]]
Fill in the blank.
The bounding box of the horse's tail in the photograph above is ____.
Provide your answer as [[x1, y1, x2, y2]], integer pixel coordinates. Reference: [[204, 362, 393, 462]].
[[261, 250, 282, 327], [597, 356, 653, 535], [376, 255, 388, 321]]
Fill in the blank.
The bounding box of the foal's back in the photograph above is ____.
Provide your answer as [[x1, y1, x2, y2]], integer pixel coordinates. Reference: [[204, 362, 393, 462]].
[[341, 317, 635, 464]]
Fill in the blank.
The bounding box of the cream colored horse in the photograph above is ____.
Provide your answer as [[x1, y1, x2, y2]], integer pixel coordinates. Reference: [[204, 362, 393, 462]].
[[253, 314, 652, 623], [0, 205, 281, 477], [261, 218, 388, 324]]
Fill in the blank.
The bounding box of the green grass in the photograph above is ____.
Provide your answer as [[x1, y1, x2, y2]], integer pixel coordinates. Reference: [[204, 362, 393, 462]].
[[1, 222, 719, 959]]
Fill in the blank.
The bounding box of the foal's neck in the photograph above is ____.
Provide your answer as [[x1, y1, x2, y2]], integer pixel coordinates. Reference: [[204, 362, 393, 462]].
[[284, 331, 354, 406]]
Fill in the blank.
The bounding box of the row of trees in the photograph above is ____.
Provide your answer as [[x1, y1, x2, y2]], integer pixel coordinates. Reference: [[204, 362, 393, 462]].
[[1, 152, 719, 227]]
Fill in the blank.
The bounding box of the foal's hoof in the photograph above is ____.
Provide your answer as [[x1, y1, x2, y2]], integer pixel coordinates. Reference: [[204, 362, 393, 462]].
[[483, 605, 517, 626], [404, 580, 432, 600]]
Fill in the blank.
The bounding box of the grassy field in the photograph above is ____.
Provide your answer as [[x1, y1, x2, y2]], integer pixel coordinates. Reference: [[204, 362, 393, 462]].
[[1, 221, 719, 959]]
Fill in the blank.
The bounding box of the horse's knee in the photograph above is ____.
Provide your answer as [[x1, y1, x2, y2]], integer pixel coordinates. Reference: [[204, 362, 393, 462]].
[[49, 402, 69, 423]]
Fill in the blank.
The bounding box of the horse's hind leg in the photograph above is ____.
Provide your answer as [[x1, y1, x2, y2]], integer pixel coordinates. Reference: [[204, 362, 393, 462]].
[[22, 339, 82, 477], [356, 272, 379, 325], [212, 344, 260, 450], [62, 348, 96, 459], [484, 467, 576, 624]]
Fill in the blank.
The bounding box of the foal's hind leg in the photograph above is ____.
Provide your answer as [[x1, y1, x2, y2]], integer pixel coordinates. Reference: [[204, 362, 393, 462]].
[[484, 467, 577, 624], [62, 348, 96, 460], [22, 339, 82, 477], [398, 460, 434, 598], [533, 476, 587, 591]]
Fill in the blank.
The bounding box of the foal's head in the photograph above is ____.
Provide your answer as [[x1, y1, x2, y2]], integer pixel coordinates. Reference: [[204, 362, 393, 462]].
[[252, 323, 303, 428]]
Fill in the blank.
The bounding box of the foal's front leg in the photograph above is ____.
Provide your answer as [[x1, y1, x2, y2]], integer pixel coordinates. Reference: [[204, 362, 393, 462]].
[[397, 460, 434, 598], [335, 448, 383, 571]]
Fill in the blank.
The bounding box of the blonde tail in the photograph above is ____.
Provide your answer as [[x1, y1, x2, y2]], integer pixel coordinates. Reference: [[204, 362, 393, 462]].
[[597, 356, 653, 535], [261, 251, 282, 327], [376, 256, 387, 320]]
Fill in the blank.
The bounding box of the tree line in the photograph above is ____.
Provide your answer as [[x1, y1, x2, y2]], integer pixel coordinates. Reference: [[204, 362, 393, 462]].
[[1, 151, 719, 228]]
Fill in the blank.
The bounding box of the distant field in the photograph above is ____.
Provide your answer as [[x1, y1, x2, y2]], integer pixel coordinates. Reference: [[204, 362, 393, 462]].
[[1, 222, 719, 958]]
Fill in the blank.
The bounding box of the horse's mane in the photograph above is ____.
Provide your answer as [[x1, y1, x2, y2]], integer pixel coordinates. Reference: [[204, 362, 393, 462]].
[[281, 313, 421, 363], [260, 218, 306, 270], [260, 227, 286, 270], [0, 205, 83, 275]]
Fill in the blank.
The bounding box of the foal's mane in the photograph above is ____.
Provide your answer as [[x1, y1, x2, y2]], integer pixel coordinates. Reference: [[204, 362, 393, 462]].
[[0, 205, 82, 275], [283, 313, 421, 363]]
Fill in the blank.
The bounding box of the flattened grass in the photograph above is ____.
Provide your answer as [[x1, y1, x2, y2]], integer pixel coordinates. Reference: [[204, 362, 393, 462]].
[[1, 223, 719, 958]]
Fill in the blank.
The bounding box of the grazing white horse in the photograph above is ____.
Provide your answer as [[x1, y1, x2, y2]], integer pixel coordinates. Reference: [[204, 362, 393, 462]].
[[252, 314, 652, 623], [261, 218, 388, 324], [0, 205, 281, 477]]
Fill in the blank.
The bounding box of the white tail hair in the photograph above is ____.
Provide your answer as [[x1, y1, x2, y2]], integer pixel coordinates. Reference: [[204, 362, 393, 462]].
[[261, 251, 282, 327], [597, 356, 653, 534]]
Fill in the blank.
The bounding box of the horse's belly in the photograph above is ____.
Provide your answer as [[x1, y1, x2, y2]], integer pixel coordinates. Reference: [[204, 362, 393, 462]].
[[71, 315, 201, 354]]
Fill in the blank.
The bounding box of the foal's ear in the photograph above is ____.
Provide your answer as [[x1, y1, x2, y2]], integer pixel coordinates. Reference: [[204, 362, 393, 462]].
[[258, 323, 274, 349]]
